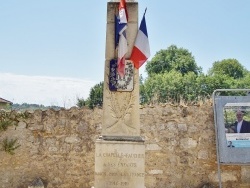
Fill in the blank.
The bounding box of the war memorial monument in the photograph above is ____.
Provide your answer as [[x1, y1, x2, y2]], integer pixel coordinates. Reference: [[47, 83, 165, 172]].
[[94, 0, 146, 188]]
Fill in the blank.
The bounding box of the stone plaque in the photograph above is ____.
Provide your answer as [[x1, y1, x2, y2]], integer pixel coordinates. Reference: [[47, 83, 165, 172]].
[[94, 140, 145, 188]]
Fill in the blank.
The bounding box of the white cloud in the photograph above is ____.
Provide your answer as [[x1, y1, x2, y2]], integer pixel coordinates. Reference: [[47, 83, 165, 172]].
[[0, 73, 97, 108]]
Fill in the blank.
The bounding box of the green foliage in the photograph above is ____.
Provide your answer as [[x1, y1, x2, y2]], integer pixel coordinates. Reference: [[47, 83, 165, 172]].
[[141, 69, 250, 104], [12, 103, 62, 111], [139, 74, 146, 104], [76, 98, 86, 108], [83, 45, 250, 106], [0, 110, 30, 132], [143, 71, 185, 103], [77, 81, 119, 109], [208, 59, 248, 79], [1, 138, 21, 155], [0, 111, 14, 132], [235, 72, 250, 88], [0, 120, 12, 132], [0, 111, 27, 155], [86, 82, 103, 109], [145, 45, 202, 76], [139, 46, 250, 104]]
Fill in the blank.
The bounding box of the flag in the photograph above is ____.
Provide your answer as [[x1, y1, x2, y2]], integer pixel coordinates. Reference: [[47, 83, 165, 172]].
[[117, 30, 127, 77], [119, 0, 128, 24], [115, 15, 126, 48], [117, 0, 128, 78], [130, 9, 150, 69]]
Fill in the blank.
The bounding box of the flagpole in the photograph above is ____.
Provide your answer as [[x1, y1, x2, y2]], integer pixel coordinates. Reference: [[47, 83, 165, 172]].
[[114, 3, 119, 60], [144, 7, 147, 16]]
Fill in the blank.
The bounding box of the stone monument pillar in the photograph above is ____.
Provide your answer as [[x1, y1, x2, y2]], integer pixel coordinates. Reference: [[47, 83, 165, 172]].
[[94, 1, 145, 188]]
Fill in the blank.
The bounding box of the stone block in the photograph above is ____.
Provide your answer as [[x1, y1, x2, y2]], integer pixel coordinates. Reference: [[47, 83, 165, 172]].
[[198, 150, 209, 159], [208, 171, 237, 183], [146, 144, 162, 151], [17, 121, 27, 129], [148, 169, 163, 175], [28, 178, 44, 188], [178, 123, 187, 132], [180, 138, 197, 149], [95, 139, 145, 188], [65, 136, 81, 144], [241, 166, 250, 183]]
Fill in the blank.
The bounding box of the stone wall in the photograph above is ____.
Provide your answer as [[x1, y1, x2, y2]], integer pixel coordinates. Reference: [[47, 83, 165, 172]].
[[0, 104, 250, 188]]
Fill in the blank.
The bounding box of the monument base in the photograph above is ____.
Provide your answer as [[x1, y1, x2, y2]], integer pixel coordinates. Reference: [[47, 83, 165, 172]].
[[94, 139, 145, 188]]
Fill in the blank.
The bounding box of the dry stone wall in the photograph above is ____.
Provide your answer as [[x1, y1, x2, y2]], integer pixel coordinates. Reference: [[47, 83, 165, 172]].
[[0, 104, 250, 188]]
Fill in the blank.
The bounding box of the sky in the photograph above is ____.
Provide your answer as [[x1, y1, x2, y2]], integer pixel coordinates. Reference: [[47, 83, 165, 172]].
[[0, 0, 250, 108]]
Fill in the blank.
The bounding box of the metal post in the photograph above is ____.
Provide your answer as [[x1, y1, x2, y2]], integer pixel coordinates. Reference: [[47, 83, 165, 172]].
[[212, 89, 222, 188]]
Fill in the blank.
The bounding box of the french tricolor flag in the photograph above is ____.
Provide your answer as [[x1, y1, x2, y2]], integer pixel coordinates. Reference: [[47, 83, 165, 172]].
[[130, 9, 150, 69], [117, 0, 128, 78]]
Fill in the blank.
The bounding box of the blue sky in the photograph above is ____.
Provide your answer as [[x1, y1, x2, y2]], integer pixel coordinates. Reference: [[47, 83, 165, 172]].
[[0, 0, 250, 107]]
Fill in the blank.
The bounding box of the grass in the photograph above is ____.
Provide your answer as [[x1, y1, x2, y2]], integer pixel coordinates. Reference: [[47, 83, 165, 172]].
[[1, 138, 21, 155]]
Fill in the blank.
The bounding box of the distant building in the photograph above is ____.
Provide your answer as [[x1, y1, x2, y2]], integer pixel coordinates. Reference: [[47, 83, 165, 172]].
[[0, 97, 13, 110]]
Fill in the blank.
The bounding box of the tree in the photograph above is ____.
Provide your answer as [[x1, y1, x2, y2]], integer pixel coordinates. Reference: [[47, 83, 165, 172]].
[[236, 72, 250, 88], [208, 59, 248, 79], [75, 82, 104, 109], [76, 98, 86, 108], [139, 74, 146, 104], [197, 74, 236, 96], [143, 70, 187, 103], [87, 82, 103, 109], [141, 70, 243, 104], [145, 45, 202, 76]]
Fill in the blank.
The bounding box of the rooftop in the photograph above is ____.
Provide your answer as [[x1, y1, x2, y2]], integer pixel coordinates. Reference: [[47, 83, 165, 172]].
[[0, 97, 13, 104]]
